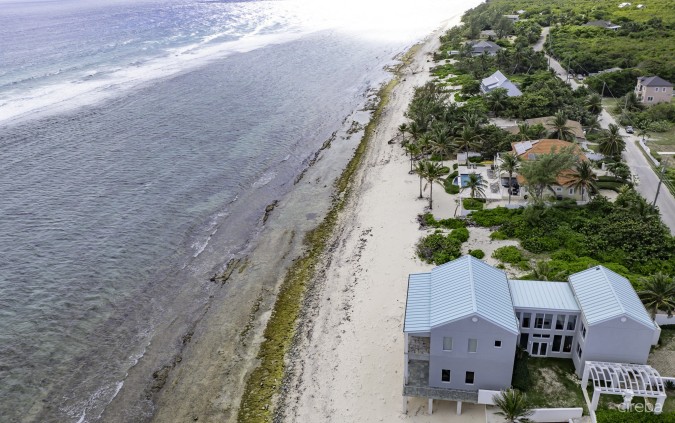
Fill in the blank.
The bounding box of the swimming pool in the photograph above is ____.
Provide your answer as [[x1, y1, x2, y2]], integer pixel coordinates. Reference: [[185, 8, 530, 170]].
[[453, 174, 471, 187]]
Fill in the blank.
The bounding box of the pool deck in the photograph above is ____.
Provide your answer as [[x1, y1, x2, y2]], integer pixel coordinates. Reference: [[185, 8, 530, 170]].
[[456, 164, 504, 201]]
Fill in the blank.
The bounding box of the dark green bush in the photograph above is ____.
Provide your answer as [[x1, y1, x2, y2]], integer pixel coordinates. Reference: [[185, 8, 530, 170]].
[[521, 236, 561, 253], [449, 227, 470, 242], [444, 178, 460, 194], [416, 234, 463, 265], [452, 163, 458, 170], [469, 249, 485, 259], [463, 198, 485, 210], [511, 349, 531, 391], [493, 246, 525, 264]]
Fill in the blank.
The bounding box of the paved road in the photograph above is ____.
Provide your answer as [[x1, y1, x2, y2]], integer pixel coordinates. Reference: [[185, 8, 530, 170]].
[[533, 27, 675, 233], [533, 27, 581, 90]]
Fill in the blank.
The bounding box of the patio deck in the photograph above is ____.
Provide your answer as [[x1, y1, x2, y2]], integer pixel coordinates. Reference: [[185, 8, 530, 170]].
[[403, 359, 479, 402]]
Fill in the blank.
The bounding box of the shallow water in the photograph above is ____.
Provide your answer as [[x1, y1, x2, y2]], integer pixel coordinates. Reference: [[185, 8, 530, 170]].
[[0, 0, 472, 420]]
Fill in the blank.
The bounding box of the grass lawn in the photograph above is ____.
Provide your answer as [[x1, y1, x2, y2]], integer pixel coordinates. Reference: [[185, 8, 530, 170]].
[[647, 128, 675, 154], [524, 357, 587, 411]]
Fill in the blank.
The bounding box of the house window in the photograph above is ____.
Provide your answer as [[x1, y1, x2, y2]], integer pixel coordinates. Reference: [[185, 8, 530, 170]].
[[443, 337, 453, 351], [468, 338, 477, 353], [442, 369, 451, 382], [647, 96, 654, 102], [655, 87, 659, 92], [576, 343, 583, 358], [556, 187, 562, 192], [522, 313, 531, 328], [552, 335, 562, 352], [465, 371, 475, 385], [567, 315, 577, 331], [556, 315, 566, 330], [534, 313, 544, 329], [563, 336, 574, 353], [581, 323, 586, 339], [494, 340, 502, 348], [543, 314, 553, 329], [569, 188, 575, 195]]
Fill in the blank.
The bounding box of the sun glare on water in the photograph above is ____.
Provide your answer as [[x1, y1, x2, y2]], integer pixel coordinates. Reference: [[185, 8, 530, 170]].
[[288, 0, 481, 42]]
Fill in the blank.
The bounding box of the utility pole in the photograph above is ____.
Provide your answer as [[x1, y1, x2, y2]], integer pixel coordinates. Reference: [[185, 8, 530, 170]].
[[601, 81, 606, 98]]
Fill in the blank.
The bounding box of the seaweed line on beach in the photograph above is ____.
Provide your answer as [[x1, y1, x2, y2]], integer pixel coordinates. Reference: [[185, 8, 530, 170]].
[[235, 60, 408, 422]]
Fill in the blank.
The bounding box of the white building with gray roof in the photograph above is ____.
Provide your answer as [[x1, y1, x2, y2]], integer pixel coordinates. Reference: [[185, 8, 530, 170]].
[[480, 70, 522, 97], [403, 257, 660, 410]]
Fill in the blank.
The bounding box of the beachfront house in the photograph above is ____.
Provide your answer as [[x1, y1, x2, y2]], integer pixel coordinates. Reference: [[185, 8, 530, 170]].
[[480, 70, 522, 97], [511, 139, 589, 201], [403, 256, 660, 414], [584, 20, 622, 30], [469, 40, 502, 56], [635, 76, 673, 104], [503, 14, 520, 22]]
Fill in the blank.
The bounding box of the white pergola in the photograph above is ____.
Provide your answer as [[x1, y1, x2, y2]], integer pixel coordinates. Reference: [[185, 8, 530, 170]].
[[581, 361, 668, 414]]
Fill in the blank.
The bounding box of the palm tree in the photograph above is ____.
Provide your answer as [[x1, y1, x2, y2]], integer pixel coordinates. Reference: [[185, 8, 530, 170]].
[[598, 123, 625, 158], [637, 126, 651, 142], [530, 260, 565, 281], [565, 160, 597, 201], [486, 88, 510, 116], [638, 273, 675, 320], [454, 127, 482, 166], [516, 122, 533, 141], [499, 152, 521, 204], [583, 115, 602, 135], [427, 123, 453, 159], [413, 160, 426, 199], [397, 123, 409, 144], [415, 160, 447, 209], [493, 389, 533, 423], [547, 111, 574, 141], [461, 172, 487, 199], [585, 94, 603, 115], [407, 121, 423, 143], [403, 142, 421, 173]]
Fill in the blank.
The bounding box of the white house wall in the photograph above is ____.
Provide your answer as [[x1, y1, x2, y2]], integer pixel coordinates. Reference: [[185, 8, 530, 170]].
[[428, 315, 517, 390]]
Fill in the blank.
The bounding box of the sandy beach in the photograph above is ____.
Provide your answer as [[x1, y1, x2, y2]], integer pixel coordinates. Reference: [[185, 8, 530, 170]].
[[277, 7, 505, 422]]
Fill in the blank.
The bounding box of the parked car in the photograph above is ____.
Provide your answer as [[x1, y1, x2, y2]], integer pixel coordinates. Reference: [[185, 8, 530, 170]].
[[626, 126, 634, 134]]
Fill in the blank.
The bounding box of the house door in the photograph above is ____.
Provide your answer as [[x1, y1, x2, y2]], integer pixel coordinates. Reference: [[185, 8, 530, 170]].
[[531, 341, 548, 357]]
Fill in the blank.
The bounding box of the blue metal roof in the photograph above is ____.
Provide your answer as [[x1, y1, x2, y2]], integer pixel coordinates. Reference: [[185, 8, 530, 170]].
[[568, 266, 654, 329], [403, 273, 431, 333], [509, 280, 580, 312], [426, 256, 518, 333]]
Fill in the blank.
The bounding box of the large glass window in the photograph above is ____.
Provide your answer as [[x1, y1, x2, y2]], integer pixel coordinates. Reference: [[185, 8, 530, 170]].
[[543, 314, 553, 329], [465, 371, 475, 384], [576, 343, 583, 358], [556, 315, 566, 330], [442, 369, 451, 382], [567, 315, 577, 331], [468, 338, 477, 353], [552, 335, 562, 352], [563, 336, 574, 353], [534, 313, 544, 329], [443, 337, 453, 351], [522, 313, 531, 328]]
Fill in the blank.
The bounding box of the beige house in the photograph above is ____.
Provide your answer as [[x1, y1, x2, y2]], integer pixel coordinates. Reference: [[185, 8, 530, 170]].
[[511, 139, 590, 201], [635, 76, 673, 104]]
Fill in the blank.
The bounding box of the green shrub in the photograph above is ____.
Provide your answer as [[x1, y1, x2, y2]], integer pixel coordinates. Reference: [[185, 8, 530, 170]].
[[521, 236, 561, 253], [420, 213, 466, 229], [490, 231, 509, 240], [469, 207, 522, 227], [469, 249, 485, 259], [493, 246, 525, 264], [463, 198, 485, 210], [517, 260, 531, 271], [416, 234, 463, 265], [449, 227, 470, 242], [496, 263, 506, 269], [511, 349, 531, 391], [551, 250, 578, 261], [449, 170, 459, 179], [452, 163, 458, 170], [596, 409, 675, 423], [597, 181, 626, 192], [444, 177, 460, 194]]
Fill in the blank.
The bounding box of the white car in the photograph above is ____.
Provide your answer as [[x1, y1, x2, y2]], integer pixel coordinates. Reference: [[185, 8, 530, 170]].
[[626, 126, 634, 134]]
